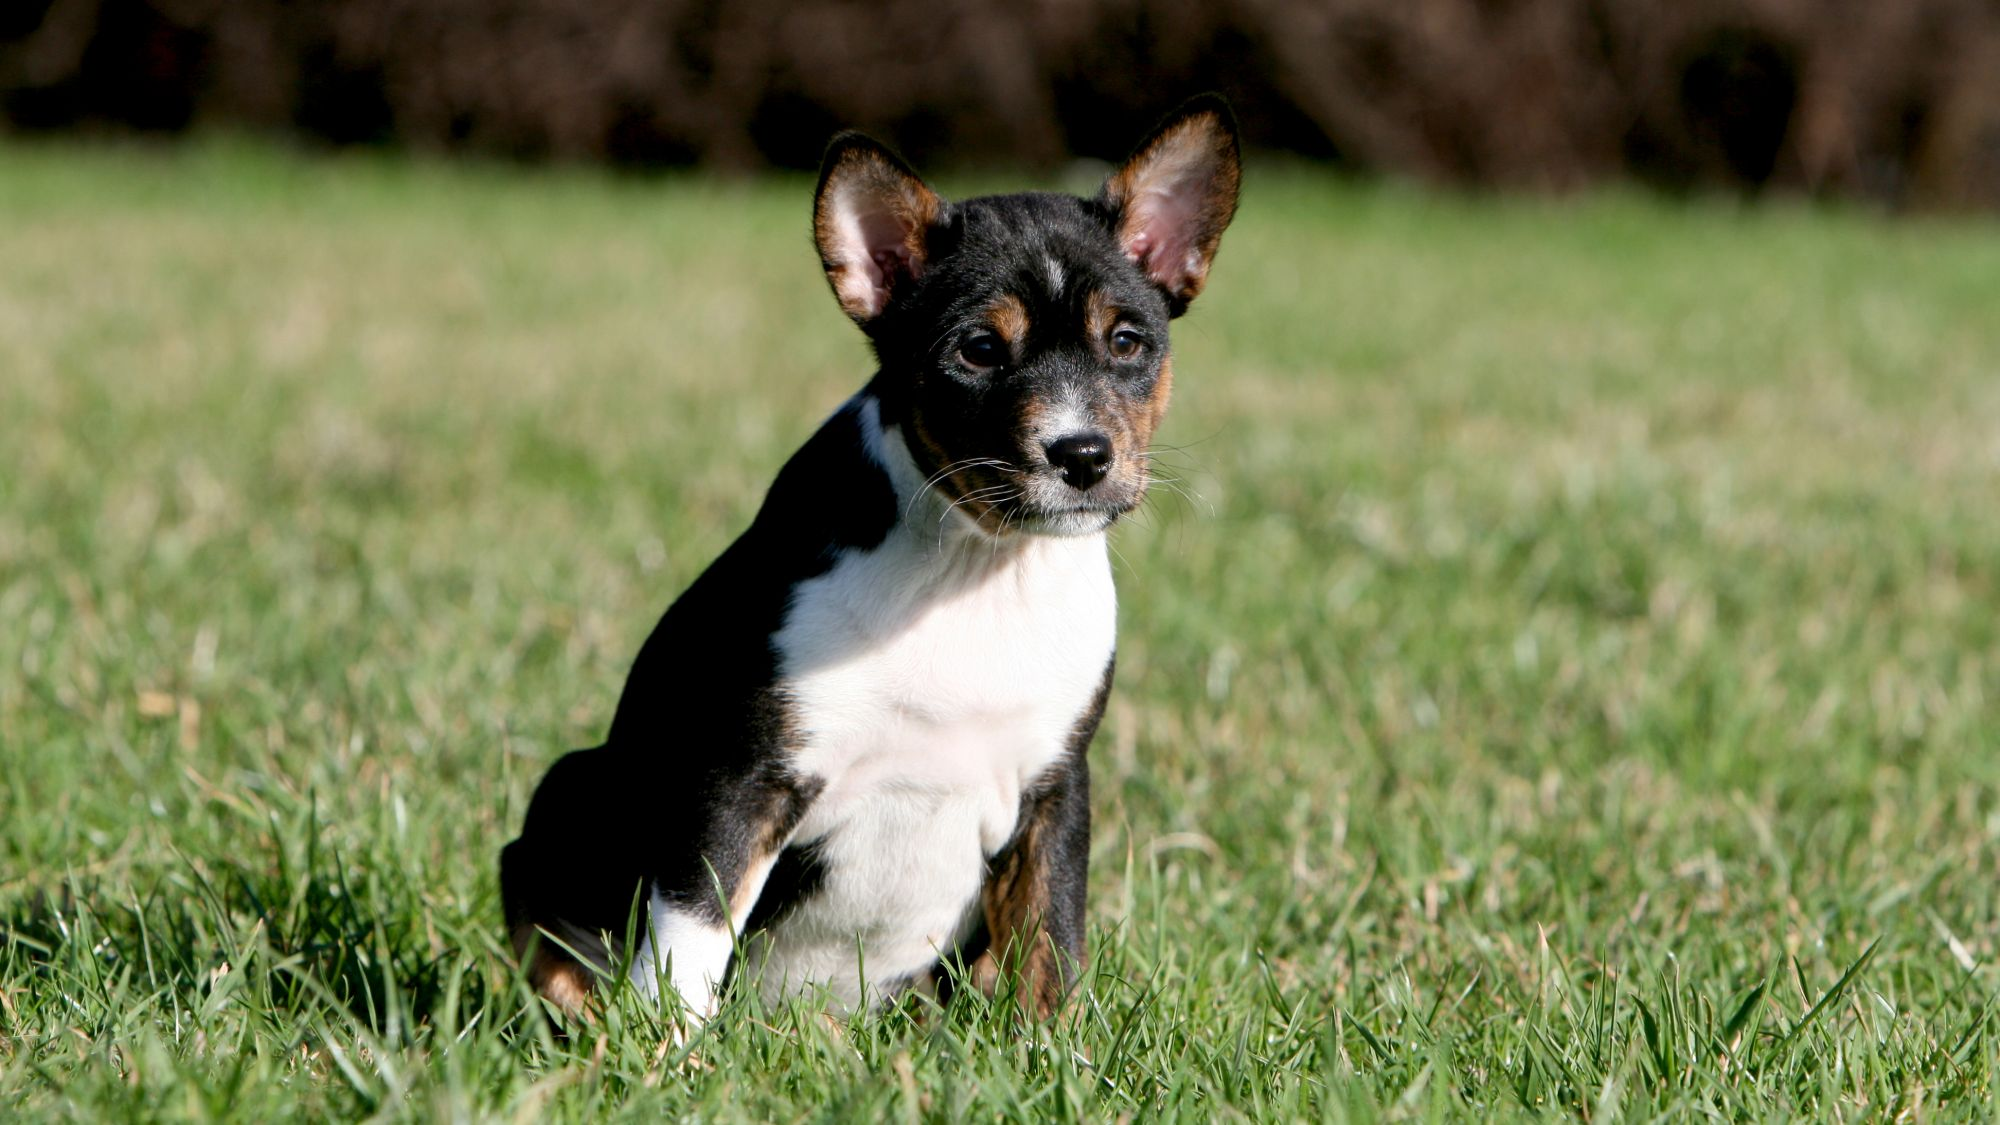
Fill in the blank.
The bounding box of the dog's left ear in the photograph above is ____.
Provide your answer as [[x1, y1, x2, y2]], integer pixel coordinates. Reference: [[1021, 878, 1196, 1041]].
[[814, 133, 944, 324], [1101, 95, 1242, 317]]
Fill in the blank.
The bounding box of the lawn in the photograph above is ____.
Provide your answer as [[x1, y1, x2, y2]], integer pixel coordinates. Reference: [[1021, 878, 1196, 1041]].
[[2, 139, 1998, 1121]]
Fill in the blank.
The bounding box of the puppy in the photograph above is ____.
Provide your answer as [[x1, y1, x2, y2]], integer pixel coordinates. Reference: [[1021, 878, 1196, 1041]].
[[501, 96, 1240, 1022]]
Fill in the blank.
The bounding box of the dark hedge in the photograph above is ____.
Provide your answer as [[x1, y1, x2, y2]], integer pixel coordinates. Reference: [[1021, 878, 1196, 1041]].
[[4, 0, 1997, 206]]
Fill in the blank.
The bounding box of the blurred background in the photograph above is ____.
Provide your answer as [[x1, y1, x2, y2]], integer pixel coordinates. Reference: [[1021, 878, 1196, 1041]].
[[4, 0, 1999, 206]]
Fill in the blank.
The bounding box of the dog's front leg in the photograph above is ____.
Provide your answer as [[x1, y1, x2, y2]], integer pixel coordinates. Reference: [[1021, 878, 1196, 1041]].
[[624, 769, 820, 1024], [629, 895, 737, 1023], [972, 758, 1092, 1018]]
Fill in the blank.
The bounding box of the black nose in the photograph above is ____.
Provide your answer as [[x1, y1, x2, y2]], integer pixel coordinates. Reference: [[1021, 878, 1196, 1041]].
[[1045, 433, 1112, 490]]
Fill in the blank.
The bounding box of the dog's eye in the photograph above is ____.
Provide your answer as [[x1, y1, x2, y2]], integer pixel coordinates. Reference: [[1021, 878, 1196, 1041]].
[[959, 332, 1007, 369], [1108, 327, 1145, 359]]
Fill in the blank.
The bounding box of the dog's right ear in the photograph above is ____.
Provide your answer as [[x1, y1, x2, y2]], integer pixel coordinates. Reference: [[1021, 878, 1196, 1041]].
[[1101, 95, 1241, 317], [814, 134, 943, 324]]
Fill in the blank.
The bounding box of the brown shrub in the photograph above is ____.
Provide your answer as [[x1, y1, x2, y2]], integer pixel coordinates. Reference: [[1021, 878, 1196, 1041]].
[[3, 0, 1996, 206]]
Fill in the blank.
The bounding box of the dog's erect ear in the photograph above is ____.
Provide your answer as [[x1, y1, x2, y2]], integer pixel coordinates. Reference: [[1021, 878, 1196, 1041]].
[[1101, 95, 1241, 316], [814, 134, 943, 324]]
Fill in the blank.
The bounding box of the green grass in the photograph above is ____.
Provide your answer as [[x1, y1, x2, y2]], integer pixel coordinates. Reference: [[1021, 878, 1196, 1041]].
[[2, 138, 1999, 1120]]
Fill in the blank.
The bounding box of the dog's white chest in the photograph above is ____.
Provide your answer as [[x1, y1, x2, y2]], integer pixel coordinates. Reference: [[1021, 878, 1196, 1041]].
[[756, 525, 1115, 1006], [779, 528, 1114, 846]]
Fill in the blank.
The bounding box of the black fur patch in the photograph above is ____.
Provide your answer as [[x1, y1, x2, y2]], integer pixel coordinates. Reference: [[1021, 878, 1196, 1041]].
[[741, 839, 831, 935], [502, 401, 891, 945]]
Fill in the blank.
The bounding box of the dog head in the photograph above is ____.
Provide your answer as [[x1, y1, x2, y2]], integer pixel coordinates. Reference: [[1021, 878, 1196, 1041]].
[[813, 96, 1240, 537]]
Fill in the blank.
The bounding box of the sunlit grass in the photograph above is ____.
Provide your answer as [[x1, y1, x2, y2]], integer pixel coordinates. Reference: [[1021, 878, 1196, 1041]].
[[2, 139, 1998, 1119]]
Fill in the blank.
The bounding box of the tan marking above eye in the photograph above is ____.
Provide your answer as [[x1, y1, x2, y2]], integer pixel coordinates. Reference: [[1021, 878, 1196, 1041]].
[[1084, 290, 1146, 360], [1083, 290, 1119, 343], [987, 293, 1030, 343]]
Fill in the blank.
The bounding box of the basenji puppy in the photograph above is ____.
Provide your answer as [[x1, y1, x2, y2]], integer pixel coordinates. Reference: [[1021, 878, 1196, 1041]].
[[501, 96, 1240, 1023]]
